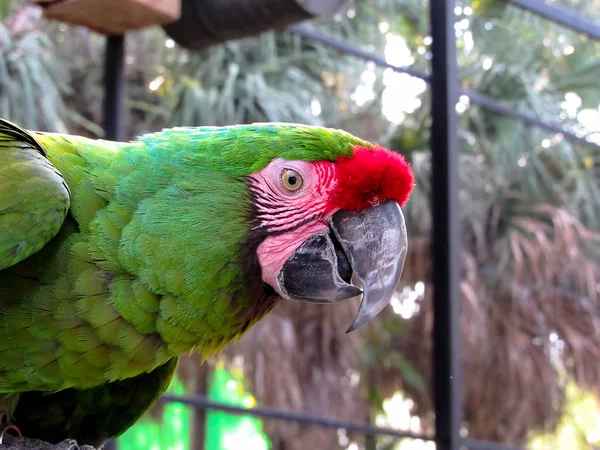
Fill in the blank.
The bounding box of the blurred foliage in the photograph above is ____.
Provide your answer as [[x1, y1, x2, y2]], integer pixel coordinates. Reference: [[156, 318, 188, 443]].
[[530, 383, 600, 449], [2, 0, 600, 448], [0, 0, 68, 131]]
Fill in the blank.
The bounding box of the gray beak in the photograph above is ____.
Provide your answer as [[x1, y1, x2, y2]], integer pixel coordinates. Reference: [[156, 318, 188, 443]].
[[277, 200, 408, 332]]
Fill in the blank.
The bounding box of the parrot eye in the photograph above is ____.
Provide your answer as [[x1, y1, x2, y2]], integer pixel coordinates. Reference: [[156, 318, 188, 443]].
[[281, 169, 303, 192]]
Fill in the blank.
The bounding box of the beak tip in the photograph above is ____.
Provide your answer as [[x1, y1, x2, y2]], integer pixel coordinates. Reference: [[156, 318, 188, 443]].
[[345, 308, 375, 333], [345, 323, 358, 334]]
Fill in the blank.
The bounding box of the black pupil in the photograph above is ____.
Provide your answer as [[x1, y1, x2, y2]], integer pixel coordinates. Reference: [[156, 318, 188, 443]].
[[288, 174, 297, 185]]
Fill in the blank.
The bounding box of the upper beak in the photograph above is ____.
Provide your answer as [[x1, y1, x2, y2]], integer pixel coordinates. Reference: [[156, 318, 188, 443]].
[[277, 200, 408, 332]]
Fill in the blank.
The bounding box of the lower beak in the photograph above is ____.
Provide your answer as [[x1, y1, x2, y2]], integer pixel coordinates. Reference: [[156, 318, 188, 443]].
[[277, 200, 408, 332]]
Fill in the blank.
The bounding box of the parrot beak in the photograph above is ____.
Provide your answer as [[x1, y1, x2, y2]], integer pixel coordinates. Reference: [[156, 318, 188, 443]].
[[278, 200, 408, 332]]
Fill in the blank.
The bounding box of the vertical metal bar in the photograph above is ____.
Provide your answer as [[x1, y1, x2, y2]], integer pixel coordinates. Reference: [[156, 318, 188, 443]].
[[99, 36, 124, 447], [429, 0, 462, 450], [102, 34, 126, 141]]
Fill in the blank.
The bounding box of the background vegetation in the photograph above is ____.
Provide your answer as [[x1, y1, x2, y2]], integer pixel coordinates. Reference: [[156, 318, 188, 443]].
[[2, 0, 600, 448]]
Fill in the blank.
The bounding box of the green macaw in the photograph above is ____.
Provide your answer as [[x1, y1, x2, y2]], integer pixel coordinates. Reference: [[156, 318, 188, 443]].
[[0, 118, 414, 447]]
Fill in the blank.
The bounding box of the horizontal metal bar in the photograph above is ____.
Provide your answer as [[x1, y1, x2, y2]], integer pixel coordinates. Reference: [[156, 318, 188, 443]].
[[287, 26, 599, 150], [287, 23, 430, 81], [464, 438, 525, 450], [160, 394, 433, 441], [463, 88, 600, 149], [504, 0, 600, 41]]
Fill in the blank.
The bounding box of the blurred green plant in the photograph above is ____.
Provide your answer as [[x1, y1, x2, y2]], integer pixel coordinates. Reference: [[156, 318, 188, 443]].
[[0, 2, 69, 131]]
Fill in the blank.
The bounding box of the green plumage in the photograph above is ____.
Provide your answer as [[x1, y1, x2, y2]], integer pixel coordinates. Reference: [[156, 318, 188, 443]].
[[0, 119, 371, 446]]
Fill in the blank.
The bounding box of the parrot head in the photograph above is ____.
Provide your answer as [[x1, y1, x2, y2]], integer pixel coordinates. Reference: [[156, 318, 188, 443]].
[[243, 130, 414, 332]]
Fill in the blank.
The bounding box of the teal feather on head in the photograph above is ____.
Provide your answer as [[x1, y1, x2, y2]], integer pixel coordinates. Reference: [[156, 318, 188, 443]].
[[137, 123, 373, 177]]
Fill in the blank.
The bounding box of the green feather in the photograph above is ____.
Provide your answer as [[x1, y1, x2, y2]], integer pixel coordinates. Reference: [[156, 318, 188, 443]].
[[0, 119, 374, 445]]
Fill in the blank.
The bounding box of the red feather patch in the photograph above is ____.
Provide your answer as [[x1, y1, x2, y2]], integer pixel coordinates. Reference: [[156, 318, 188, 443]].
[[330, 146, 414, 211]]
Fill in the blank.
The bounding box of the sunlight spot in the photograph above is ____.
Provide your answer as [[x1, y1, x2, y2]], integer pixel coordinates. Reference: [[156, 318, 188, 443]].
[[563, 45, 574, 55], [410, 416, 421, 432], [484, 22, 493, 30], [165, 39, 175, 48], [338, 429, 349, 446], [352, 85, 375, 107], [456, 95, 469, 113], [415, 281, 425, 296], [518, 157, 527, 167], [541, 139, 551, 148], [423, 36, 432, 46], [379, 21, 390, 33], [347, 8, 355, 18], [361, 70, 376, 86], [381, 69, 425, 124], [385, 33, 415, 67], [311, 99, 321, 116], [454, 6, 462, 15], [562, 92, 582, 118], [243, 396, 257, 408], [463, 31, 474, 52], [226, 380, 237, 390], [464, 6, 473, 15], [148, 75, 165, 92], [578, 109, 600, 133], [482, 57, 493, 70], [390, 285, 423, 319]]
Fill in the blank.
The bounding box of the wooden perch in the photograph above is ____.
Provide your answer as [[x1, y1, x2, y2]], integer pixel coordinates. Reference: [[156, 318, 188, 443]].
[[33, 0, 181, 34], [0, 435, 95, 450]]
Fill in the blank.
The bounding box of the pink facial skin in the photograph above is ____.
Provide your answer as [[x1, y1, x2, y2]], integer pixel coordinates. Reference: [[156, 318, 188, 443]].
[[250, 158, 338, 297], [250, 146, 415, 298]]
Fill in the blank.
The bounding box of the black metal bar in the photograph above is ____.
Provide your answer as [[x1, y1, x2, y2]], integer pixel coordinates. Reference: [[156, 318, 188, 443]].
[[429, 0, 463, 450], [463, 89, 599, 149], [464, 438, 525, 450], [504, 0, 600, 41], [160, 394, 434, 441], [287, 23, 430, 82], [102, 34, 126, 141]]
